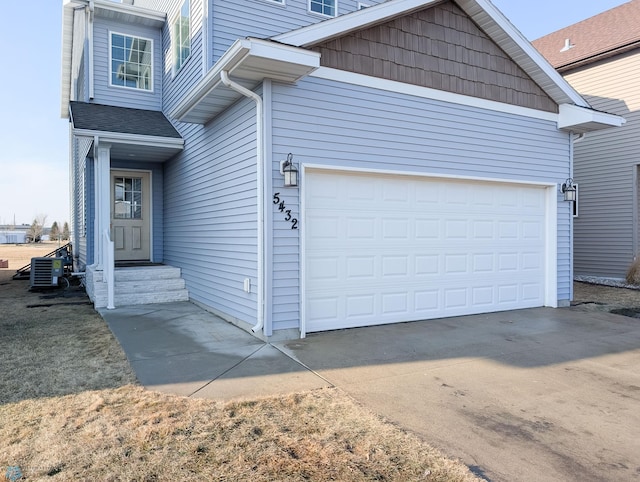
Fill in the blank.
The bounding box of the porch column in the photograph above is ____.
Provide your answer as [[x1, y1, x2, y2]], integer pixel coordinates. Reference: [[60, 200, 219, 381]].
[[93, 141, 111, 270]]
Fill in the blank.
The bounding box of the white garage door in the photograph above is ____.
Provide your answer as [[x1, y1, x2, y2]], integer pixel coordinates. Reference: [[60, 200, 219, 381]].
[[304, 170, 549, 333]]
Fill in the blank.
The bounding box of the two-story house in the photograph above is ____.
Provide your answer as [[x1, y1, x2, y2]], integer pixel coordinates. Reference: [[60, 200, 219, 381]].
[[60, 0, 622, 339], [533, 0, 640, 282]]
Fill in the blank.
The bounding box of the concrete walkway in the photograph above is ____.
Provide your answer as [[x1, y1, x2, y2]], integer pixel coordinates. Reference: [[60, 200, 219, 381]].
[[100, 302, 330, 399], [101, 302, 640, 482]]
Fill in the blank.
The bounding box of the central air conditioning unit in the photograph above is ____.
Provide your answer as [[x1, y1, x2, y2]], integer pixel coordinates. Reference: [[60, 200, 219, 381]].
[[30, 257, 65, 288]]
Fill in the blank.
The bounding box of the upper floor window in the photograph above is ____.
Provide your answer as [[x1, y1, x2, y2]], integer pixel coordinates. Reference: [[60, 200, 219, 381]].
[[110, 33, 153, 91], [309, 0, 336, 17], [173, 0, 191, 73]]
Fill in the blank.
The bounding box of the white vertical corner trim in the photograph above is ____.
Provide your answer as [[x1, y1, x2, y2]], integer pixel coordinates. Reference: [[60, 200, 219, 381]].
[[88, 1, 94, 99], [201, 0, 208, 76], [545, 184, 559, 308], [299, 163, 308, 338], [310, 67, 559, 122], [263, 79, 275, 337], [93, 139, 111, 270]]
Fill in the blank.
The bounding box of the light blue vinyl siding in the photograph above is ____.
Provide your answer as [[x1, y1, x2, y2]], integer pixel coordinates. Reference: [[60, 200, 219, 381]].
[[270, 76, 571, 330], [211, 0, 386, 62], [162, 0, 205, 115], [92, 17, 163, 110], [111, 160, 164, 262], [163, 95, 259, 325]]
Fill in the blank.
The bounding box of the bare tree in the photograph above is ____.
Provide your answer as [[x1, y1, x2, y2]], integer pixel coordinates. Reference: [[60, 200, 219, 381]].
[[27, 214, 47, 243]]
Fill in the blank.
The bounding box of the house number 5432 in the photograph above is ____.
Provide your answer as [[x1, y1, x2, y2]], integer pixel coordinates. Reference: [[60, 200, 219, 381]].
[[273, 192, 298, 229]]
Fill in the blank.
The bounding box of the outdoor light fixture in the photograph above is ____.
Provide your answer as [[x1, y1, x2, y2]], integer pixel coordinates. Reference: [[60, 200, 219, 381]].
[[561, 178, 576, 202], [281, 153, 299, 187]]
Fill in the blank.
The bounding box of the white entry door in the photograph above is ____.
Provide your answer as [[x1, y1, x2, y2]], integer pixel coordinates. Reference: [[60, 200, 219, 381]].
[[111, 170, 151, 261], [304, 170, 550, 333]]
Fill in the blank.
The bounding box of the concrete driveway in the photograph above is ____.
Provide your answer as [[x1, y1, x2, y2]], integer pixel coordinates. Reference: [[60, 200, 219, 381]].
[[275, 307, 640, 482]]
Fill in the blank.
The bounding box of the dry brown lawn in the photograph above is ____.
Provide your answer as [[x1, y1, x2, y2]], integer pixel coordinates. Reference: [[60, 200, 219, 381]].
[[0, 243, 480, 482]]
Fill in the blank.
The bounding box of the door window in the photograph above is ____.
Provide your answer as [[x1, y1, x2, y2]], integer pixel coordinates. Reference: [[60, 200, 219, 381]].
[[114, 177, 143, 219]]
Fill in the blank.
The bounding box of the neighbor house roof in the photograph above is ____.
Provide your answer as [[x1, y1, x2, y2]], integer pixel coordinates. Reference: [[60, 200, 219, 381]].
[[69, 102, 182, 138], [532, 0, 640, 72]]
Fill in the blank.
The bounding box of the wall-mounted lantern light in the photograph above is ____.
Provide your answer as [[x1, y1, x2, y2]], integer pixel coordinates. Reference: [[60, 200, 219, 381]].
[[561, 178, 576, 202], [281, 153, 299, 187]]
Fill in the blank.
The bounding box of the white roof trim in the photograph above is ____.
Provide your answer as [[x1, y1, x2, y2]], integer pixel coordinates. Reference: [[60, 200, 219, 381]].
[[558, 104, 626, 134], [311, 67, 559, 122], [170, 38, 320, 124], [274, 0, 592, 109], [458, 0, 588, 108], [72, 128, 185, 149]]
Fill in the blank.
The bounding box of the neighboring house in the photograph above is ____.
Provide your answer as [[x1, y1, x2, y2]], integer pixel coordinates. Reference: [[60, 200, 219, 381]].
[[533, 0, 639, 280], [60, 0, 622, 339]]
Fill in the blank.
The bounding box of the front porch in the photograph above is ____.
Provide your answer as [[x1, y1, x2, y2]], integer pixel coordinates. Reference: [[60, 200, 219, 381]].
[[85, 264, 189, 309]]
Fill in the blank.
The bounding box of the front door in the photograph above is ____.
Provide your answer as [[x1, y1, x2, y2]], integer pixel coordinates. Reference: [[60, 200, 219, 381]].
[[111, 170, 151, 261]]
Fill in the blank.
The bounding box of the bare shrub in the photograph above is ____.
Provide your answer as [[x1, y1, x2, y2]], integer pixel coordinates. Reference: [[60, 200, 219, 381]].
[[625, 257, 640, 285]]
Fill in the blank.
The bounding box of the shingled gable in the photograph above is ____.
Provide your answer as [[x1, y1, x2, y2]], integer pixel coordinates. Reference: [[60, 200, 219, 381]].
[[308, 1, 557, 112], [272, 0, 599, 110], [533, 0, 640, 72]]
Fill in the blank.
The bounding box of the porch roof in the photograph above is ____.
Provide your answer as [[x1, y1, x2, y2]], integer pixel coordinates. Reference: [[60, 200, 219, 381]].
[[70, 102, 184, 162]]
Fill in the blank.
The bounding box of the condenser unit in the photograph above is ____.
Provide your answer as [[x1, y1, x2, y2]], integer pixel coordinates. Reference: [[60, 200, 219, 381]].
[[30, 257, 65, 288]]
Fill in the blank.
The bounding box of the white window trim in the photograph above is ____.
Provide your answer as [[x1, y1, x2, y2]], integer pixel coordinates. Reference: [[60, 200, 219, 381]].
[[357, 2, 370, 9], [172, 0, 192, 76], [262, 0, 286, 5], [108, 31, 154, 93], [308, 0, 337, 18]]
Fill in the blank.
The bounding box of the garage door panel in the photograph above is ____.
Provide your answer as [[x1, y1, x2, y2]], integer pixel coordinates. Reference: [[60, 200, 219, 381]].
[[304, 171, 548, 333]]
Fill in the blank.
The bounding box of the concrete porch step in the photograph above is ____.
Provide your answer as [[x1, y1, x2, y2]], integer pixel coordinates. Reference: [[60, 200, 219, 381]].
[[86, 264, 190, 309], [113, 289, 189, 306], [114, 265, 183, 282]]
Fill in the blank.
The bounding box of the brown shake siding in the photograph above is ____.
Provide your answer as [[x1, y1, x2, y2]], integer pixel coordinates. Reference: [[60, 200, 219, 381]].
[[310, 1, 558, 113]]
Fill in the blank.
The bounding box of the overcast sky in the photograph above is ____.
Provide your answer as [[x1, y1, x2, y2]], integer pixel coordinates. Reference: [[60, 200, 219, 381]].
[[0, 0, 630, 227]]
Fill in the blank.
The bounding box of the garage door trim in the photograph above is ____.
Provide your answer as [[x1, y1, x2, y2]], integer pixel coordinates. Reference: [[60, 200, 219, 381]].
[[299, 164, 558, 337]]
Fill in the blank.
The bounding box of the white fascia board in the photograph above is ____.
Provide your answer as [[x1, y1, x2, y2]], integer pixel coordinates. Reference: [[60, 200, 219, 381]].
[[558, 104, 626, 133], [245, 38, 321, 67], [170, 38, 320, 122], [72, 128, 184, 149], [170, 39, 252, 120], [459, 0, 589, 108], [311, 67, 559, 122], [273, 0, 439, 47], [61, 1, 80, 118]]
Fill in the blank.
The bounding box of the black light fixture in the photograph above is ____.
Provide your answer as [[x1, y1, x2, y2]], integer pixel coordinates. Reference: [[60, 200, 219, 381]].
[[282, 153, 299, 187], [561, 178, 576, 202]]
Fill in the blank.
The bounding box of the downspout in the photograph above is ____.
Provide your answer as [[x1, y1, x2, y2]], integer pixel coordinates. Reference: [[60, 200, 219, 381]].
[[220, 70, 265, 335]]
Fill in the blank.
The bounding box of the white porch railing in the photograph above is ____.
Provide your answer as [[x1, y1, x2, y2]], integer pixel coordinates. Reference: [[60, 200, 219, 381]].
[[102, 229, 115, 309]]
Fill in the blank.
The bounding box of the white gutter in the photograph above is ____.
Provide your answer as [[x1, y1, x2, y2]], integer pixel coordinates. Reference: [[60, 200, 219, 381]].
[[71, 128, 184, 149], [220, 71, 266, 335]]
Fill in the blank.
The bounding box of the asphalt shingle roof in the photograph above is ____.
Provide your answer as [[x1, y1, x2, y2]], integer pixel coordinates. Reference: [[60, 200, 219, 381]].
[[69, 102, 182, 139], [532, 0, 640, 71]]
